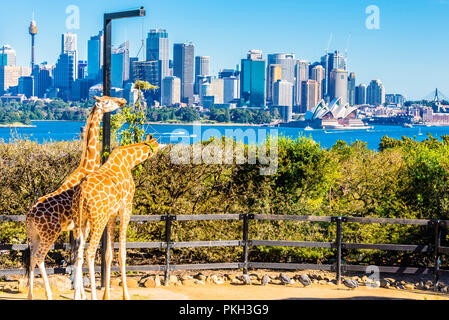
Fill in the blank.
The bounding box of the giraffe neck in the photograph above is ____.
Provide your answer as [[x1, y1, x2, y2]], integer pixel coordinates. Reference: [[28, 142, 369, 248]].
[[79, 104, 102, 172], [103, 144, 150, 174]]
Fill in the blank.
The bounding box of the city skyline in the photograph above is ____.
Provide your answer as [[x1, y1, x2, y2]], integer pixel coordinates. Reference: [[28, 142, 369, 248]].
[[0, 0, 448, 100]]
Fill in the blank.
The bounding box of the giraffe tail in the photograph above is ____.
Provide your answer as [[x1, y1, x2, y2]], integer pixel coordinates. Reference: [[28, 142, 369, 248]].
[[70, 187, 85, 266]]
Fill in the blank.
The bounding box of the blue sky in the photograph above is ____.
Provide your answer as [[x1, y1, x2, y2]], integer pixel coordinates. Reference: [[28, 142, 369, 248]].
[[0, 0, 448, 100]]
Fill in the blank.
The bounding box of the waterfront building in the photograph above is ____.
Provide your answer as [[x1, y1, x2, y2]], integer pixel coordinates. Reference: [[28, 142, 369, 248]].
[[355, 84, 367, 105], [223, 76, 239, 103], [146, 29, 170, 100], [385, 93, 406, 105], [240, 50, 266, 108], [0, 65, 31, 95], [366, 79, 385, 106], [301, 79, 319, 112], [162, 76, 181, 106], [310, 64, 325, 102], [267, 64, 282, 104], [267, 53, 295, 104], [329, 69, 348, 105], [87, 31, 103, 82], [18, 76, 34, 97], [348, 72, 356, 105], [173, 43, 195, 104], [0, 45, 16, 66], [294, 60, 309, 112], [33, 63, 53, 98], [273, 79, 293, 122], [111, 41, 130, 88], [194, 56, 210, 94]]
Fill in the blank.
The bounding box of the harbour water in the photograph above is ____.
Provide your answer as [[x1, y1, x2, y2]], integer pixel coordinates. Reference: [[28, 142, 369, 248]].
[[0, 121, 448, 150]]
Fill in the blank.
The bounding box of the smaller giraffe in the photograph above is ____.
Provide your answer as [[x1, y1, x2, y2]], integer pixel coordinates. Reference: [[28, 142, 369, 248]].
[[71, 135, 160, 300], [25, 96, 126, 300]]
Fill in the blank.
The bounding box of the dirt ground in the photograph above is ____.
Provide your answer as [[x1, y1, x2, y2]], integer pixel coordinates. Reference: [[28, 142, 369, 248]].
[[1, 281, 448, 301]]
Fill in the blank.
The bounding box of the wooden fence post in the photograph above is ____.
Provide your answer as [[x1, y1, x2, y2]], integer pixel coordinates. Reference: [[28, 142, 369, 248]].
[[433, 219, 441, 292], [241, 214, 253, 275], [333, 216, 344, 285], [163, 215, 176, 286]]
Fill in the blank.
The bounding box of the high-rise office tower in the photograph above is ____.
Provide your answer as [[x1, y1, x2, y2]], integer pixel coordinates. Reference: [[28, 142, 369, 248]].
[[320, 50, 347, 100], [18, 76, 34, 97], [0, 65, 31, 94], [240, 50, 266, 108], [54, 51, 77, 91], [223, 76, 239, 103], [61, 33, 77, 53], [87, 31, 103, 82], [111, 41, 130, 88], [173, 43, 195, 104], [348, 72, 356, 106], [33, 62, 53, 98], [301, 80, 319, 112], [267, 64, 282, 105], [29, 19, 37, 68], [294, 60, 309, 111], [146, 29, 170, 99], [355, 84, 367, 105], [77, 60, 87, 79], [0, 45, 16, 66], [162, 76, 181, 106], [267, 53, 295, 104], [310, 64, 325, 101], [366, 79, 385, 106], [329, 69, 348, 104], [194, 56, 210, 94], [131, 60, 158, 86], [273, 80, 293, 122]]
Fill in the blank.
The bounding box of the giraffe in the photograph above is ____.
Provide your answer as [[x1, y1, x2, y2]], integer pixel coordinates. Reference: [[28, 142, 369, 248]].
[[25, 96, 127, 300], [71, 136, 160, 300]]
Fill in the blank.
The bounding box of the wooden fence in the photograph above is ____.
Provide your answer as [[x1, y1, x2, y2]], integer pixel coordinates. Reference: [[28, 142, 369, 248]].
[[1, 214, 448, 290]]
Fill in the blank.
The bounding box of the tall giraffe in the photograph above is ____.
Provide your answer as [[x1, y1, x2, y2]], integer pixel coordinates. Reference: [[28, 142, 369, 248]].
[[25, 96, 127, 300], [71, 136, 160, 300]]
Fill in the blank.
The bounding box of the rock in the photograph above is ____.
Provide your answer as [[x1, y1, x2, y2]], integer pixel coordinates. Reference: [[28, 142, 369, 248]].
[[181, 279, 196, 286], [397, 284, 406, 290], [361, 275, 368, 282], [181, 274, 192, 281], [194, 280, 205, 285], [242, 274, 251, 285], [424, 284, 432, 290], [319, 280, 328, 285], [312, 279, 318, 284], [231, 279, 242, 285], [110, 278, 121, 287], [440, 286, 448, 294], [194, 273, 206, 281], [261, 275, 270, 286], [298, 274, 311, 287], [343, 278, 359, 289], [279, 273, 291, 285], [125, 278, 139, 288], [404, 283, 415, 290], [316, 275, 324, 281], [144, 277, 157, 288], [154, 275, 161, 287], [168, 275, 178, 285], [225, 274, 235, 282]]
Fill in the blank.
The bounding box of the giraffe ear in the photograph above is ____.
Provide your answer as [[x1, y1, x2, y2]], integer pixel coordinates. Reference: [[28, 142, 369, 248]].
[[145, 134, 154, 142], [93, 96, 101, 102]]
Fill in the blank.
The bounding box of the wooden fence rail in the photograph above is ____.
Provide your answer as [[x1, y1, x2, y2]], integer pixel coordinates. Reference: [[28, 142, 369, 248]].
[[1, 214, 448, 291]]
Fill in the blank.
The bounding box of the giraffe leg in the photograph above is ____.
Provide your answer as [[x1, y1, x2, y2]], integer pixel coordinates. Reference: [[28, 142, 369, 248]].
[[103, 217, 116, 300], [119, 208, 131, 300], [38, 261, 52, 300], [27, 234, 39, 300], [80, 225, 90, 300], [32, 234, 60, 300], [73, 232, 85, 300], [85, 222, 107, 300]]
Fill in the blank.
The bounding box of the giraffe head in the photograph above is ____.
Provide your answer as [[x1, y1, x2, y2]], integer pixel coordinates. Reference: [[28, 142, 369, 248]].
[[93, 96, 127, 113], [108, 135, 160, 170]]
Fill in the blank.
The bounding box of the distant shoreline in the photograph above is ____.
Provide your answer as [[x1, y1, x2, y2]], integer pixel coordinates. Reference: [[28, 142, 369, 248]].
[[146, 122, 275, 127], [0, 123, 36, 128]]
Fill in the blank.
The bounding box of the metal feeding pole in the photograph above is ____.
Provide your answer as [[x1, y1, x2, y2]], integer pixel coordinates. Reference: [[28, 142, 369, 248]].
[[101, 6, 146, 288]]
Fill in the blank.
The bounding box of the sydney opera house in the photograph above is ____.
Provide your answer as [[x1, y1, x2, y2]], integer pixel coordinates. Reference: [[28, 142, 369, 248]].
[[284, 97, 371, 129]]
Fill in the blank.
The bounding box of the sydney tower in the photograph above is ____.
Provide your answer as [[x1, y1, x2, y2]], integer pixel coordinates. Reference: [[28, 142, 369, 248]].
[[29, 19, 37, 68]]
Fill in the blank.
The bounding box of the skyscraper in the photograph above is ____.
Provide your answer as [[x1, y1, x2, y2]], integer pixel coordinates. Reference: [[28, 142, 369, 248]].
[[194, 56, 210, 94], [146, 29, 169, 99], [173, 43, 195, 104], [0, 65, 31, 95], [366, 79, 385, 106], [54, 33, 78, 99], [61, 33, 77, 53], [267, 64, 282, 105], [162, 76, 181, 106], [355, 84, 367, 105], [87, 31, 103, 82], [18, 76, 34, 97], [33, 62, 53, 98], [0, 45, 16, 66], [301, 80, 319, 112], [294, 60, 309, 111], [111, 41, 130, 88], [310, 64, 325, 101], [348, 72, 356, 106], [223, 76, 239, 103], [329, 69, 348, 104], [240, 50, 266, 108], [267, 53, 295, 104], [321, 50, 347, 100]]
